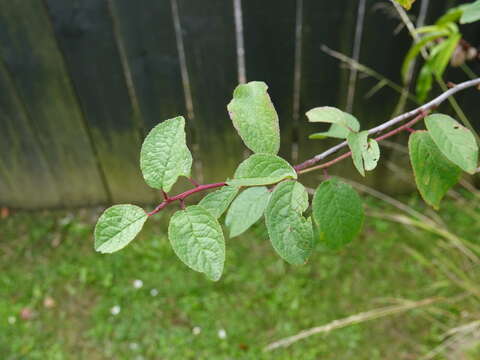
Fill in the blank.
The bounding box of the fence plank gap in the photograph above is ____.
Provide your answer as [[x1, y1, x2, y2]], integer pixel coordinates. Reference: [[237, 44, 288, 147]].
[[106, 0, 146, 138], [292, 0, 304, 163], [110, 0, 200, 193], [345, 0, 366, 113], [176, 0, 245, 183], [170, 0, 202, 183], [296, 0, 358, 189], [233, 0, 246, 85], [241, 0, 297, 163], [110, 0, 187, 133]]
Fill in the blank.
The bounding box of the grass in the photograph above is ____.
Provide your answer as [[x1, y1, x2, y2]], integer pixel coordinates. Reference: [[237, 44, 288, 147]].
[[1, 192, 480, 359]]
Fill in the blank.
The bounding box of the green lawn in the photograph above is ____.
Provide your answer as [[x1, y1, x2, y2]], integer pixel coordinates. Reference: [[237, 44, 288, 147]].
[[1, 193, 480, 359]]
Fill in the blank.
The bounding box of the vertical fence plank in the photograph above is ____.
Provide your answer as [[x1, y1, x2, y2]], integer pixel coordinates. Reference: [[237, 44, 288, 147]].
[[0, 0, 107, 206], [354, 0, 420, 192], [0, 61, 60, 208], [241, 0, 297, 162], [351, 0, 412, 124], [109, 0, 199, 195], [296, 0, 356, 187], [109, 0, 187, 132], [44, 0, 154, 204], [176, 0, 245, 182]]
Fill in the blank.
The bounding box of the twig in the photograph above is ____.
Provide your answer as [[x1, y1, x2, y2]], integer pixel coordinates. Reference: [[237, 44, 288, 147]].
[[264, 297, 441, 351], [297, 110, 429, 174], [334, 177, 434, 224], [147, 79, 479, 216], [321, 45, 420, 104], [147, 182, 226, 216], [294, 77, 480, 171], [369, 213, 480, 264], [346, 0, 366, 112], [390, 1, 479, 142]]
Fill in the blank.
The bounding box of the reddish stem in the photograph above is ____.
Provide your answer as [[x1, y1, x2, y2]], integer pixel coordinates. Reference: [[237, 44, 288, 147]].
[[147, 182, 226, 216], [297, 111, 428, 175], [161, 190, 169, 200]]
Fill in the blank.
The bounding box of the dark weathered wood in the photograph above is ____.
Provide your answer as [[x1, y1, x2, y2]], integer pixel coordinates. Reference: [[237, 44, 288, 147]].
[[176, 0, 245, 182], [296, 0, 417, 190], [354, 1, 420, 191], [241, 0, 297, 162], [109, 0, 187, 132], [109, 0, 203, 194], [44, 0, 154, 204], [0, 61, 60, 208], [351, 0, 412, 122], [0, 0, 107, 206], [0, 0, 478, 209], [295, 0, 357, 188]]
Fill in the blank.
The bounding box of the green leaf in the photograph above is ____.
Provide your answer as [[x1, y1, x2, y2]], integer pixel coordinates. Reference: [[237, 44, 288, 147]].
[[425, 114, 478, 174], [227, 81, 280, 154], [460, 0, 480, 24], [227, 153, 297, 187], [306, 106, 347, 125], [363, 139, 380, 171], [140, 116, 193, 192], [225, 186, 271, 238], [309, 113, 360, 140], [415, 25, 451, 34], [347, 131, 381, 176], [94, 204, 148, 253], [409, 131, 461, 209], [402, 32, 447, 82], [436, 7, 464, 26], [312, 178, 364, 249], [168, 205, 225, 281], [429, 33, 461, 77], [198, 186, 239, 218], [395, 0, 416, 10], [265, 181, 313, 265], [416, 64, 433, 102]]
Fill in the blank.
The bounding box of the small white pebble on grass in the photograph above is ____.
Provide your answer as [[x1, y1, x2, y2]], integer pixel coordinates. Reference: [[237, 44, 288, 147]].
[[150, 288, 159, 297], [192, 326, 201, 335], [59, 214, 73, 226], [129, 342, 139, 351], [110, 305, 121, 316], [7, 316, 16, 325], [218, 329, 227, 339], [133, 279, 143, 289]]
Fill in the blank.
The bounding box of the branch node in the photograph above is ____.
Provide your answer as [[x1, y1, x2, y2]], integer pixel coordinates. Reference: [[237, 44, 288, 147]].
[[323, 168, 330, 180], [162, 190, 170, 201], [189, 177, 200, 187]]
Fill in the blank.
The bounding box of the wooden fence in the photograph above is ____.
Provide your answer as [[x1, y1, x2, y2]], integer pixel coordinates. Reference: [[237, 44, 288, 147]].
[[0, 0, 478, 209]]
